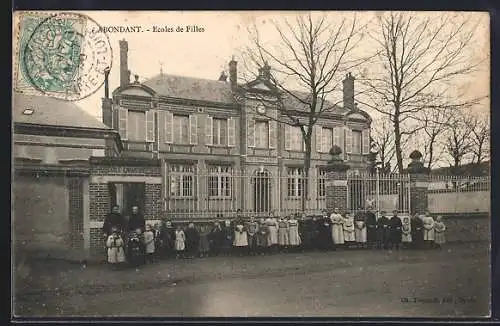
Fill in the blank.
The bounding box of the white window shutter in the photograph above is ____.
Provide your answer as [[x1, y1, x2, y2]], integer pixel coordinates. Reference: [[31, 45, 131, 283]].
[[333, 127, 341, 147], [157, 110, 166, 143], [345, 127, 353, 154], [165, 111, 173, 144], [362, 129, 370, 154], [228, 117, 236, 147], [247, 117, 255, 148], [146, 110, 155, 142], [316, 126, 322, 152], [269, 120, 277, 149], [206, 115, 213, 145], [118, 107, 128, 140], [189, 114, 198, 145], [284, 125, 291, 150], [301, 127, 306, 152]]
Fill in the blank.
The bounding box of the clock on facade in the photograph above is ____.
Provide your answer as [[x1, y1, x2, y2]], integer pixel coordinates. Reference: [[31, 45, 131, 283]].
[[256, 105, 266, 115]]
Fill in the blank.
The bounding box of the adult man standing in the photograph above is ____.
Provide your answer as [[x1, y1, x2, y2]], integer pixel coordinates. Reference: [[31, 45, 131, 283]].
[[365, 206, 378, 248], [128, 206, 146, 233], [102, 205, 125, 238]]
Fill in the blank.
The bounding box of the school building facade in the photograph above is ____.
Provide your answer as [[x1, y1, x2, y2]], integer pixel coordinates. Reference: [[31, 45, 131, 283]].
[[102, 39, 373, 220], [12, 38, 375, 259]]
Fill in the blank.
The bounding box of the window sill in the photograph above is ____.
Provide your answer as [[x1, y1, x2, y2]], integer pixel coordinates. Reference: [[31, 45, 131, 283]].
[[286, 197, 312, 201], [207, 197, 233, 200], [168, 196, 198, 200], [208, 145, 235, 148], [168, 143, 195, 146]]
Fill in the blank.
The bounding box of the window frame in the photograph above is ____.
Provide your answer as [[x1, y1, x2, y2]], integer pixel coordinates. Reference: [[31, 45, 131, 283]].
[[207, 165, 233, 198], [212, 118, 228, 146], [127, 110, 146, 142], [352, 130, 362, 154], [255, 120, 270, 149], [173, 114, 190, 145], [287, 167, 308, 199], [169, 164, 195, 198]]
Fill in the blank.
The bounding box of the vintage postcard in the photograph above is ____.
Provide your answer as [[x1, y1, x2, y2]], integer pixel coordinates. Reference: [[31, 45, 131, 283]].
[[11, 10, 491, 318]]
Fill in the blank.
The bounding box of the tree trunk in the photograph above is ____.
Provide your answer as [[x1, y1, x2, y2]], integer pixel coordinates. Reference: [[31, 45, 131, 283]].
[[302, 133, 313, 213], [393, 116, 404, 173], [426, 135, 435, 170]]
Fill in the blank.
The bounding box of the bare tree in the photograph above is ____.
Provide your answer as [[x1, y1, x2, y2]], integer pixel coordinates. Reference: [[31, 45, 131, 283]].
[[371, 117, 396, 173], [445, 115, 474, 174], [241, 13, 369, 211], [418, 107, 454, 170], [470, 113, 490, 165], [358, 12, 485, 173]]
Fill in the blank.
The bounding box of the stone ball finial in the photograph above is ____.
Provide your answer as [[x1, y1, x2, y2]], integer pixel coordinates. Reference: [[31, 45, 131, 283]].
[[329, 145, 343, 156], [409, 150, 423, 161]]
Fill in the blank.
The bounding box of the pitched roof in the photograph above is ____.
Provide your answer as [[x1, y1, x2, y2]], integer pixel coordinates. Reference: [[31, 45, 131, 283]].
[[281, 90, 347, 115], [142, 74, 235, 104], [12, 92, 110, 130]]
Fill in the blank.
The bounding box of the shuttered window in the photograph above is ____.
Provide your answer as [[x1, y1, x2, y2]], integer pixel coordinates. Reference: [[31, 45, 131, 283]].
[[212, 118, 228, 146], [255, 121, 269, 148], [362, 129, 370, 154], [352, 130, 362, 154], [173, 114, 189, 144], [127, 110, 146, 141]]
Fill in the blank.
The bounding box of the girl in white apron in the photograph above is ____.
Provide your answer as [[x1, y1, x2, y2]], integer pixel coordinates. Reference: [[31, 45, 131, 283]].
[[175, 225, 186, 259], [106, 227, 126, 269], [401, 216, 412, 248], [343, 213, 356, 248]]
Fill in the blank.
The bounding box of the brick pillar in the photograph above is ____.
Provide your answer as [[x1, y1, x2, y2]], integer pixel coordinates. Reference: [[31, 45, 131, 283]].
[[409, 173, 429, 215], [325, 171, 348, 212], [325, 160, 350, 213]]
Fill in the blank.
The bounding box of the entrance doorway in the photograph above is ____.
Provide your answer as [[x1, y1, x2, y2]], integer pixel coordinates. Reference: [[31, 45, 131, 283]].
[[253, 170, 271, 213], [108, 182, 146, 217]]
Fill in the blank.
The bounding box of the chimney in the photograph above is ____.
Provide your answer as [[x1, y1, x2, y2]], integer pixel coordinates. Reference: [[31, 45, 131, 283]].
[[218, 71, 228, 82], [343, 72, 355, 110], [101, 66, 112, 127], [258, 62, 271, 81], [229, 57, 237, 90], [103, 66, 110, 99], [119, 39, 131, 87]]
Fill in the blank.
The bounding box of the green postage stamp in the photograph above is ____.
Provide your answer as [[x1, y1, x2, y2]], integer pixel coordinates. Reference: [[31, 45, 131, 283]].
[[13, 11, 112, 101]]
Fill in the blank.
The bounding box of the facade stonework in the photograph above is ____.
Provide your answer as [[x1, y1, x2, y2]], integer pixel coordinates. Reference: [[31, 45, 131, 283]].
[[101, 39, 373, 218]]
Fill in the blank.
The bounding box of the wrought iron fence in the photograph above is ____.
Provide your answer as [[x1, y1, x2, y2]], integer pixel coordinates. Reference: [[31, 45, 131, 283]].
[[148, 171, 490, 220]]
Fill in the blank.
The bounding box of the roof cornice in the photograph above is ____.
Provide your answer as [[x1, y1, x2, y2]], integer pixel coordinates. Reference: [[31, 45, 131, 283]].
[[13, 123, 123, 151]]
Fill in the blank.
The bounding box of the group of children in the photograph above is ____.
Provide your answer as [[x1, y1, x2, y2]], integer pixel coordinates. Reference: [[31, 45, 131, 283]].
[[105, 208, 447, 269]]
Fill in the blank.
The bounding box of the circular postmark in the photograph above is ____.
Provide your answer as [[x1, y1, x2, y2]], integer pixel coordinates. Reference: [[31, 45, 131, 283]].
[[21, 12, 112, 101]]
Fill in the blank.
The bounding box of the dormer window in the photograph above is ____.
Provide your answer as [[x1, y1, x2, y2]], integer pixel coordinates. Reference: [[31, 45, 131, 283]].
[[22, 108, 34, 115]]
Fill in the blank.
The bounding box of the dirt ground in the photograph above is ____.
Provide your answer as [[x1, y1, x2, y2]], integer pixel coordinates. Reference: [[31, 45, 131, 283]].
[[12, 242, 490, 318]]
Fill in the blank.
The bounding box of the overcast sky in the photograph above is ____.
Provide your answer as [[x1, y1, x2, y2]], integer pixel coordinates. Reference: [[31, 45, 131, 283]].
[[62, 11, 489, 121]]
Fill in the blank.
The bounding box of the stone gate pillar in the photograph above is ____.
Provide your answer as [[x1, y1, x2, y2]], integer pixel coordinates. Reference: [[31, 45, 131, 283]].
[[324, 149, 350, 213], [405, 150, 430, 215]]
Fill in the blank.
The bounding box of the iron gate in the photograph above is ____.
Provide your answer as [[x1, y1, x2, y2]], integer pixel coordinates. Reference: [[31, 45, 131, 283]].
[[347, 171, 411, 216]]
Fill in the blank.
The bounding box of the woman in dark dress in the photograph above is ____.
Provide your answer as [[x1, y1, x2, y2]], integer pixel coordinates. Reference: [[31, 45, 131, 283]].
[[377, 211, 390, 249], [318, 213, 332, 251], [221, 220, 234, 256], [209, 221, 224, 256], [184, 222, 200, 259], [410, 213, 424, 249], [388, 210, 403, 250], [160, 220, 176, 259], [365, 207, 378, 248], [311, 215, 322, 251]]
